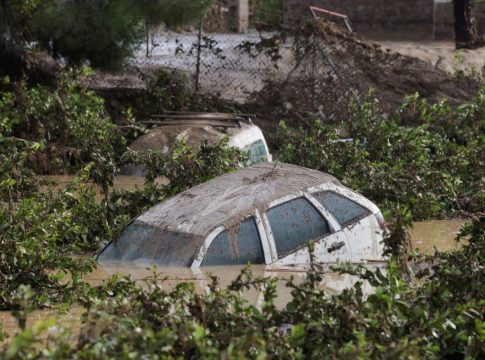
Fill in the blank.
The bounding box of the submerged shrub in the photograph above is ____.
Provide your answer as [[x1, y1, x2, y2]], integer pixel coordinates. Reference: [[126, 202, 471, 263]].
[[2, 218, 484, 358], [0, 68, 124, 179], [276, 89, 485, 219], [0, 192, 95, 310], [110, 138, 249, 223]]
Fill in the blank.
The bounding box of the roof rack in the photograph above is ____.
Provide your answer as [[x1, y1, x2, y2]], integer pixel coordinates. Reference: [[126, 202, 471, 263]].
[[148, 112, 256, 128]]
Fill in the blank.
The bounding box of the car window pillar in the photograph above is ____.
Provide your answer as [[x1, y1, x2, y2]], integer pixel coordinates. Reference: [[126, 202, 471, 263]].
[[191, 226, 225, 269], [303, 192, 341, 232], [260, 211, 278, 264], [254, 209, 275, 264]]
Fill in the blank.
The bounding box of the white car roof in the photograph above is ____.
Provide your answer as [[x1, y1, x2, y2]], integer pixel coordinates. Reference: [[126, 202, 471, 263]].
[[138, 163, 340, 237]]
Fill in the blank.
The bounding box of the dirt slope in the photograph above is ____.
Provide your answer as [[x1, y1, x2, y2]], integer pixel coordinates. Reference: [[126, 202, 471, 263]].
[[246, 21, 482, 130]]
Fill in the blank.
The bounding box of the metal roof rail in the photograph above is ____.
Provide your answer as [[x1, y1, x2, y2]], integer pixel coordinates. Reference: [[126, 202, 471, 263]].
[[148, 112, 256, 128]]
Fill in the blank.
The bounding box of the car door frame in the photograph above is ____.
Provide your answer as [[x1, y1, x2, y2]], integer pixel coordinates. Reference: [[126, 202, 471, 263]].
[[306, 182, 384, 262], [259, 191, 349, 266], [191, 212, 273, 269], [191, 186, 369, 269]]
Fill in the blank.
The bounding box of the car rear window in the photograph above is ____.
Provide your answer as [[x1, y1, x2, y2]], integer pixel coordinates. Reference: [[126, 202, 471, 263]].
[[314, 191, 371, 226], [202, 216, 264, 266], [266, 197, 330, 258], [98, 221, 201, 267], [244, 139, 268, 164]]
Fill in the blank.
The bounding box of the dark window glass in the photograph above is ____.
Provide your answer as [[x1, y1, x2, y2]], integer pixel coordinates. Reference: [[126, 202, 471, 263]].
[[201, 230, 231, 266], [266, 197, 330, 258], [235, 217, 265, 264], [244, 140, 268, 165], [202, 217, 264, 266], [314, 191, 371, 226], [98, 222, 200, 267]]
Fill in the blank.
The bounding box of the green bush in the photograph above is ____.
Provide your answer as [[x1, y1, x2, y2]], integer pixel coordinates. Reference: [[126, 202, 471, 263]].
[[0, 68, 122, 183], [0, 191, 95, 310], [0, 135, 247, 310], [3, 218, 483, 358], [276, 89, 485, 219]]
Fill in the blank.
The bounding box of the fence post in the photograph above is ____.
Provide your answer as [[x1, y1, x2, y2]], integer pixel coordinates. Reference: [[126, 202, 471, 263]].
[[311, 37, 317, 112], [195, 18, 203, 92]]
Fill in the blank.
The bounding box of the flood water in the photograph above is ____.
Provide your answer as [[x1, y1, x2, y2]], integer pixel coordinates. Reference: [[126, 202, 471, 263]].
[[0, 263, 380, 345], [409, 219, 467, 254], [1, 174, 469, 346], [38, 175, 166, 202]]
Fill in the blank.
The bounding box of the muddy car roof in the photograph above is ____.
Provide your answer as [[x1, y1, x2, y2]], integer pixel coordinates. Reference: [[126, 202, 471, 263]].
[[128, 114, 256, 155], [128, 125, 225, 155], [138, 163, 340, 237]]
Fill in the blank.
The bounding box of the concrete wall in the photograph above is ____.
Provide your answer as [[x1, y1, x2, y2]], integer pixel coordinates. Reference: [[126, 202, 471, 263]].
[[228, 0, 250, 33]]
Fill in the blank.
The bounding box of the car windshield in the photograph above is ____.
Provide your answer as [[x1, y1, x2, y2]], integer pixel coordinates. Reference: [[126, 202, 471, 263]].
[[98, 221, 201, 267]]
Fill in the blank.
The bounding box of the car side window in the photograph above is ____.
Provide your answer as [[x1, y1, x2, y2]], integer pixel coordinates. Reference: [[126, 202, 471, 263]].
[[266, 197, 330, 258], [314, 191, 371, 226], [244, 139, 268, 165], [201, 216, 264, 266]]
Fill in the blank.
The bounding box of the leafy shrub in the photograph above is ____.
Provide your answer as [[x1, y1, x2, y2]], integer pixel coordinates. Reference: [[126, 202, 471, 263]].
[[0, 190, 95, 310], [2, 218, 483, 358], [0, 68, 123, 180], [0, 131, 40, 204], [110, 138, 249, 225], [276, 89, 485, 219], [0, 136, 246, 310]]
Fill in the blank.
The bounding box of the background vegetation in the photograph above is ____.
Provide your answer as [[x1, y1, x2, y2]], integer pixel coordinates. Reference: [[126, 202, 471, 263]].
[[276, 90, 485, 219], [0, 0, 212, 75]]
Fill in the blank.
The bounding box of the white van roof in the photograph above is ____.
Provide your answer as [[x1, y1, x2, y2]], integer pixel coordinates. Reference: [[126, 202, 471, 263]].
[[129, 112, 260, 155]]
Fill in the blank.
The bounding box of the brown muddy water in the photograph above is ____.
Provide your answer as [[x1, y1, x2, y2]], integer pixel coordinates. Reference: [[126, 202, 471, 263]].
[[0, 264, 379, 345], [38, 175, 167, 202], [409, 219, 466, 254], [1, 174, 469, 347]]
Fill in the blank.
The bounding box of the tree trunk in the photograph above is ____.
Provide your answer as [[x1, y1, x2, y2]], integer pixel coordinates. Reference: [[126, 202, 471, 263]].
[[454, 0, 483, 49]]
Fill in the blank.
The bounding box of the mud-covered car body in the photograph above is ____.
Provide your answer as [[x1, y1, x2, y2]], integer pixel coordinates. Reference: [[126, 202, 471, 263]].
[[122, 113, 272, 176], [99, 163, 386, 268]]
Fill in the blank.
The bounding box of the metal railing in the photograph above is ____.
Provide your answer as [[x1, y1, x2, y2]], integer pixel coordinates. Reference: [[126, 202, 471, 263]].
[[308, 6, 353, 33]]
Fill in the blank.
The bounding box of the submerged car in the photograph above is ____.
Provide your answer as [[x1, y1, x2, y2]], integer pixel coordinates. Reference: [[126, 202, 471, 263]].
[[99, 163, 386, 268], [122, 112, 272, 176]]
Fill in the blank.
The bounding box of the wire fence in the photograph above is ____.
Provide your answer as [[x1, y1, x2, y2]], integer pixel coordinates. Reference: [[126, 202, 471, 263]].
[[128, 14, 372, 122], [130, 29, 293, 103]]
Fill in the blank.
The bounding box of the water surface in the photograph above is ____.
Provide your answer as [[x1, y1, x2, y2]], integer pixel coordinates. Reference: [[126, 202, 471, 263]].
[[409, 219, 467, 254]]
